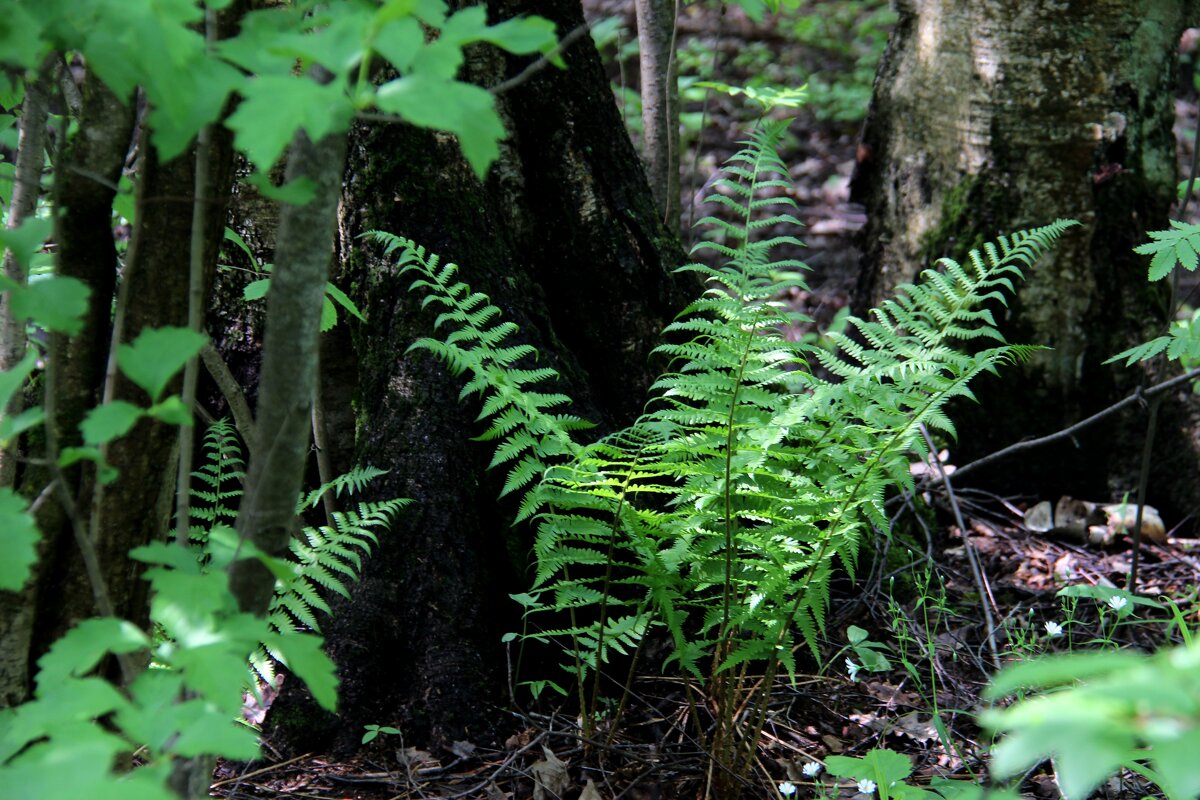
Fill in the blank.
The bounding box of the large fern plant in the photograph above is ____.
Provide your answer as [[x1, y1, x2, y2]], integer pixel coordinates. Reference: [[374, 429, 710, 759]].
[[369, 120, 1074, 785], [189, 419, 407, 683]]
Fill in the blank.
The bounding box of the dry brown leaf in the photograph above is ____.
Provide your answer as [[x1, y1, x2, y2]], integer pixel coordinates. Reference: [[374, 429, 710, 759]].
[[449, 740, 477, 759], [579, 778, 604, 800], [893, 711, 938, 743], [485, 782, 511, 800], [396, 747, 435, 768], [531, 745, 571, 800]]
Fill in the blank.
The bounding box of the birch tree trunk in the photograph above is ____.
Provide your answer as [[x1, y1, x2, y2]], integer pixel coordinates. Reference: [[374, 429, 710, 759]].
[[852, 0, 1200, 510], [636, 0, 680, 227]]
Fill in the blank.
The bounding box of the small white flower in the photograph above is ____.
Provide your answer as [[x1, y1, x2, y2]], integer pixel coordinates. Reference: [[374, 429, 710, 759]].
[[857, 778, 877, 795], [1108, 595, 1128, 611], [846, 657, 861, 681], [779, 781, 797, 796], [802, 762, 823, 778], [1043, 620, 1063, 637]]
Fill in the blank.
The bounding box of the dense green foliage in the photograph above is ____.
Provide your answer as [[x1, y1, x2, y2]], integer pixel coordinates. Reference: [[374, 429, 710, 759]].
[[379, 120, 1075, 782]]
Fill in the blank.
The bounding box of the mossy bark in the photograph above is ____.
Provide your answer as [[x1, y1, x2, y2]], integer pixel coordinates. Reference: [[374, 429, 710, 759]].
[[265, 0, 691, 754], [853, 0, 1200, 511]]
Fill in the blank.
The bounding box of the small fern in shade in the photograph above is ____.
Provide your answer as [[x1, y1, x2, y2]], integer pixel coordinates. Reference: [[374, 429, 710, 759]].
[[372, 120, 1075, 779], [189, 419, 406, 683], [189, 419, 244, 532]]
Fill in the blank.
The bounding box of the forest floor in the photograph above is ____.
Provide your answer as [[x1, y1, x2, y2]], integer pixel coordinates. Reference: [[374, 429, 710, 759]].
[[211, 6, 1200, 799]]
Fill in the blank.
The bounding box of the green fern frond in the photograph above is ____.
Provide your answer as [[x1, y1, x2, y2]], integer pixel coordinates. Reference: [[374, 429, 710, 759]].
[[365, 230, 595, 520], [188, 419, 244, 534], [299, 465, 389, 509], [187, 419, 404, 684]]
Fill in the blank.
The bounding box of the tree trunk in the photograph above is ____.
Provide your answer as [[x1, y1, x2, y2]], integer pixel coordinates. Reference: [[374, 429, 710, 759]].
[[636, 0, 680, 227], [230, 125, 347, 616], [852, 0, 1200, 511], [266, 0, 691, 754], [0, 69, 136, 706]]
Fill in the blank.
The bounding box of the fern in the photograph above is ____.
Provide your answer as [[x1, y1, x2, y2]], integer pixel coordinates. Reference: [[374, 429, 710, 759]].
[[364, 230, 594, 519], [189, 421, 406, 683], [188, 419, 244, 535], [376, 122, 1074, 756]]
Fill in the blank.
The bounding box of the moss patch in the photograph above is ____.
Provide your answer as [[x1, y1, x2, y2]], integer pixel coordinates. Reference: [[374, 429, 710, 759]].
[[918, 175, 1012, 267]]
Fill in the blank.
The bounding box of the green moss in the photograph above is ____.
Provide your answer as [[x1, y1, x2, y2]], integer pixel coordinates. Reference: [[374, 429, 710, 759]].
[[918, 176, 1009, 267]]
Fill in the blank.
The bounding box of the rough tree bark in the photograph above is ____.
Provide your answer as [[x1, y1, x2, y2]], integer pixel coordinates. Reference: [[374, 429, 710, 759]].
[[852, 0, 1200, 511], [265, 0, 692, 753]]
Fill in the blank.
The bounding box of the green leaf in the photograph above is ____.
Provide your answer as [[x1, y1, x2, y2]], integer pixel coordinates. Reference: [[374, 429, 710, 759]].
[[146, 58, 242, 162], [0, 73, 22, 108], [0, 5, 44, 72], [320, 296, 337, 331], [478, 16, 557, 55], [10, 275, 91, 335], [130, 540, 204, 573], [985, 650, 1142, 698], [243, 278, 271, 301], [244, 171, 317, 205], [827, 749, 913, 790], [370, 15, 424, 72], [223, 227, 258, 268], [0, 679, 130, 764], [265, 631, 338, 711], [58, 446, 119, 485], [0, 350, 38, 419], [225, 75, 355, 171], [117, 327, 207, 402], [0, 405, 44, 443], [171, 708, 260, 759], [113, 175, 137, 224], [147, 395, 192, 426], [35, 618, 150, 691], [1056, 584, 1156, 603], [1150, 728, 1200, 800], [0, 487, 38, 591], [80, 401, 145, 446], [1134, 223, 1200, 281], [374, 75, 504, 177], [0, 216, 51, 271], [324, 281, 365, 322]]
